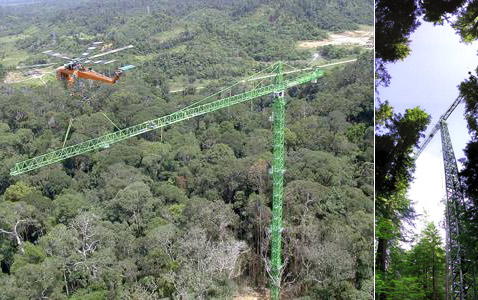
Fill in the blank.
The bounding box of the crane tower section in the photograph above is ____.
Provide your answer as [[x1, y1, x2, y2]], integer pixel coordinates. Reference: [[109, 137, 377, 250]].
[[440, 121, 477, 300]]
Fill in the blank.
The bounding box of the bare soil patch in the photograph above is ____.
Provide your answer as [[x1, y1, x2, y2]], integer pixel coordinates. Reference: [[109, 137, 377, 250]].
[[4, 68, 53, 84], [233, 288, 269, 300], [298, 30, 373, 49]]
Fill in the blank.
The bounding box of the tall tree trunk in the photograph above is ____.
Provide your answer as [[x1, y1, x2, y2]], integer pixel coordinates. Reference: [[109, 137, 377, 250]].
[[376, 237, 387, 300], [424, 269, 428, 298], [432, 248, 436, 300], [376, 237, 387, 272]]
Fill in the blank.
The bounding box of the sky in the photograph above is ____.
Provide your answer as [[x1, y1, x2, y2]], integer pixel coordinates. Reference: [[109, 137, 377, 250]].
[[378, 20, 478, 246]]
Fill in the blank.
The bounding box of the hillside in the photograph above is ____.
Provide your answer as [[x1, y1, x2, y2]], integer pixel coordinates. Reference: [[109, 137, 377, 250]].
[[0, 1, 374, 299]]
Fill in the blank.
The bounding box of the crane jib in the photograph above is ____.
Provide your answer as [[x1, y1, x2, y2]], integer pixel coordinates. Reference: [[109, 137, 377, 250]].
[[414, 96, 463, 159], [10, 68, 324, 176]]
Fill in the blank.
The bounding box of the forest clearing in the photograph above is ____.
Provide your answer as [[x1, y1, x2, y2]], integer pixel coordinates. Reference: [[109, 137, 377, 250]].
[[297, 29, 373, 49], [3, 68, 53, 84]]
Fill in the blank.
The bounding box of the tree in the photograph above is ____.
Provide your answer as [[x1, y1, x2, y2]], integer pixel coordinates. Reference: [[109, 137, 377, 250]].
[[0, 3, 374, 297], [169, 227, 248, 299], [105, 181, 162, 235], [375, 0, 420, 64], [376, 0, 470, 64], [458, 69, 478, 267], [375, 0, 473, 88], [0, 200, 39, 254], [452, 1, 478, 42], [375, 103, 430, 299], [0, 63, 6, 82], [377, 221, 446, 300], [3, 181, 34, 202], [410, 222, 446, 300]]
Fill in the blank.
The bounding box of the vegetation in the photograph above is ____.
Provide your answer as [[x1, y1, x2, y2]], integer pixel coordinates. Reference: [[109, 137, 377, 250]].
[[319, 45, 363, 60], [375, 101, 430, 299], [458, 69, 478, 270], [376, 221, 446, 300], [0, 0, 373, 299], [376, 0, 478, 299], [376, 0, 478, 64], [375, 0, 478, 89]]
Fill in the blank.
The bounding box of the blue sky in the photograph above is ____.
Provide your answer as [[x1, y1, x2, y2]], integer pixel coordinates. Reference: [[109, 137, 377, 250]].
[[377, 20, 478, 244]]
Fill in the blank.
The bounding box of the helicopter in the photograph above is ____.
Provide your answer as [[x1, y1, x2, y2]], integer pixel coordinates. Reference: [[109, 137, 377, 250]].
[[15, 42, 135, 89]]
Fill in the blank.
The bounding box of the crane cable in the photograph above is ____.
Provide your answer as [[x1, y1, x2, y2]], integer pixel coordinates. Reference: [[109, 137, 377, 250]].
[[178, 58, 357, 112], [178, 63, 279, 111]]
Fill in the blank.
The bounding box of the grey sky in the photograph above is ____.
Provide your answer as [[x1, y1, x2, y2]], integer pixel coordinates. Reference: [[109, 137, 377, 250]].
[[378, 20, 478, 245]]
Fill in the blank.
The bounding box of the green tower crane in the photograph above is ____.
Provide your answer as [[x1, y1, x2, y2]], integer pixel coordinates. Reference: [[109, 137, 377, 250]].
[[10, 60, 354, 299]]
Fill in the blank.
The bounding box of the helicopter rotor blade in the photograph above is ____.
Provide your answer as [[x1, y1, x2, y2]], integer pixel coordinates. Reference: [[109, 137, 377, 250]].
[[16, 63, 57, 69], [82, 59, 117, 69], [88, 45, 134, 59], [78, 41, 104, 59], [42, 50, 71, 60]]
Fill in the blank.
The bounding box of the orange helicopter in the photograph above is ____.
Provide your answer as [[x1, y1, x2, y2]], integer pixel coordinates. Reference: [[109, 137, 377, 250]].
[[17, 42, 135, 89]]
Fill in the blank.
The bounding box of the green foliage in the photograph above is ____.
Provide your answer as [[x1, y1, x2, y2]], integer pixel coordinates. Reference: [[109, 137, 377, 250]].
[[375, 100, 393, 127], [320, 45, 362, 60], [448, 1, 478, 42], [459, 69, 478, 135], [378, 222, 446, 300], [28, 169, 72, 199], [204, 143, 236, 163], [375, 0, 470, 64], [376, 106, 430, 202], [375, 217, 396, 241], [0, 63, 6, 82], [70, 290, 108, 300], [151, 182, 188, 204], [375, 3, 478, 299], [3, 181, 34, 202], [168, 204, 185, 220], [375, 0, 419, 63], [10, 242, 46, 273], [458, 68, 478, 268], [0, 1, 372, 298], [375, 0, 476, 91], [52, 192, 91, 224], [347, 123, 367, 144], [375, 102, 430, 298]]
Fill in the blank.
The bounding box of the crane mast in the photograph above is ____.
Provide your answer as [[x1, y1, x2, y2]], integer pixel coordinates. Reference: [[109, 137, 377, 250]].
[[270, 63, 285, 299], [441, 121, 477, 300], [414, 97, 477, 300]]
